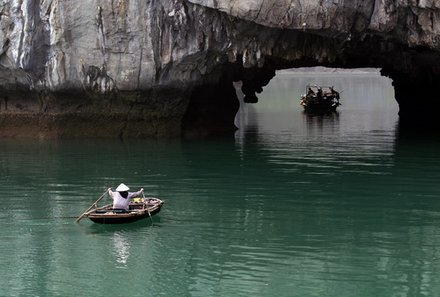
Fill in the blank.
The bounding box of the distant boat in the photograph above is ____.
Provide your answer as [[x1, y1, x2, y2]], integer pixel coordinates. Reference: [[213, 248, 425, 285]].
[[85, 197, 164, 224], [300, 85, 341, 112]]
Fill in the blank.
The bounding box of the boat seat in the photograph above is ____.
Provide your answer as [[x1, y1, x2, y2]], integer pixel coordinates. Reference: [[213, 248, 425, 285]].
[[112, 209, 130, 213], [95, 210, 109, 214]]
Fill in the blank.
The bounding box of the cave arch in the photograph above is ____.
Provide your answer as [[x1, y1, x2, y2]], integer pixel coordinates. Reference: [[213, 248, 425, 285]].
[[182, 25, 440, 137], [2, 1, 440, 138]]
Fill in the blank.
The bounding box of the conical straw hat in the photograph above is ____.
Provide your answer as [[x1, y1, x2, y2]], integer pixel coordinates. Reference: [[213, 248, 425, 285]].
[[115, 183, 130, 192]]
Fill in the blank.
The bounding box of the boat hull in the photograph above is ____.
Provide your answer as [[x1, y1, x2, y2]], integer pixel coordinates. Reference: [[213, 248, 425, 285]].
[[86, 198, 164, 224], [303, 103, 339, 113]]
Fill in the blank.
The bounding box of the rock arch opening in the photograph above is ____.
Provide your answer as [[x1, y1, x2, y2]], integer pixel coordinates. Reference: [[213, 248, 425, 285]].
[[234, 67, 398, 136], [180, 7, 440, 137]]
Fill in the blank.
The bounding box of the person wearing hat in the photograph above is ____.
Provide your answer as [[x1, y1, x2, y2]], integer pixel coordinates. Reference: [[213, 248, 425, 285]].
[[108, 183, 144, 210]]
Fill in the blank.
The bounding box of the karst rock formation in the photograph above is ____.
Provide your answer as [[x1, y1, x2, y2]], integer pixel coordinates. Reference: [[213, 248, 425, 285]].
[[1, 0, 440, 137]]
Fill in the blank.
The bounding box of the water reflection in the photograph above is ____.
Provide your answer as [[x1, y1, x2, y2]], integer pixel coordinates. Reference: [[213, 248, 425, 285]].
[[303, 111, 340, 135], [112, 232, 130, 267], [396, 118, 440, 140]]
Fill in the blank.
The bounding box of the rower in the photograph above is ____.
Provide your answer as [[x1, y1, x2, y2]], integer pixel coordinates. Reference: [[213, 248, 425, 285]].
[[108, 183, 144, 211]]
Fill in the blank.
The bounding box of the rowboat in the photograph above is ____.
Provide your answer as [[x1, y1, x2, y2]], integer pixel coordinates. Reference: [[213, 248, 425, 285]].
[[300, 85, 341, 112], [84, 197, 164, 224]]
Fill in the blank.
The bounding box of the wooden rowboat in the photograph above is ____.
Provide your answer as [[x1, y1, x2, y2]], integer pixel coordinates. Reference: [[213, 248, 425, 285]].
[[300, 84, 341, 113], [85, 197, 164, 224]]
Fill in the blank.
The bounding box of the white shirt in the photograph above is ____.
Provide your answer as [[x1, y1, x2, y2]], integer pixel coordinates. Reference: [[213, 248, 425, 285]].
[[108, 189, 143, 210]]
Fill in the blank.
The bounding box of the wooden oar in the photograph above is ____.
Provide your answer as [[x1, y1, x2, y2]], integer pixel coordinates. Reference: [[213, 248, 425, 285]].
[[142, 191, 154, 225], [74, 189, 109, 223]]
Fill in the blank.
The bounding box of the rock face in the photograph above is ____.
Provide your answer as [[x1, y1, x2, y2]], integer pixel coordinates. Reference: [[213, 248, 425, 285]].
[[1, 0, 440, 138]]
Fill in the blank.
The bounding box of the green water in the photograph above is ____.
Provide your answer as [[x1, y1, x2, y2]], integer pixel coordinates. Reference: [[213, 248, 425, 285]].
[[2, 71, 440, 297]]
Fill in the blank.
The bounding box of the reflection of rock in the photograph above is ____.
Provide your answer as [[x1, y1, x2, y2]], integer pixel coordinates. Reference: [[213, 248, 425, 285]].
[[1, 1, 440, 137]]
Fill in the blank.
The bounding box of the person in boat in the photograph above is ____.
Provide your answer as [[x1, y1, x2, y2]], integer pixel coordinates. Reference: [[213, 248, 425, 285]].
[[108, 183, 144, 210], [330, 86, 340, 101], [316, 87, 323, 101], [307, 87, 315, 96]]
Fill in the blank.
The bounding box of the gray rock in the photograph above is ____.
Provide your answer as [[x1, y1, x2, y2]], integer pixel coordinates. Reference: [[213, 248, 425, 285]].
[[1, 0, 440, 137]]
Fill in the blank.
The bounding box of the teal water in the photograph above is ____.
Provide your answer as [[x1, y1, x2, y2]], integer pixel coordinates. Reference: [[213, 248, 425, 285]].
[[2, 71, 440, 297]]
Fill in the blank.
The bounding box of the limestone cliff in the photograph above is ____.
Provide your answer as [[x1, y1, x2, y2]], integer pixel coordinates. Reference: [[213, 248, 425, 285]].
[[1, 0, 440, 138]]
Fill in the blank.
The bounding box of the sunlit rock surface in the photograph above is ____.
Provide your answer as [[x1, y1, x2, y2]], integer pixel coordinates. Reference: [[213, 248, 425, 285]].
[[1, 0, 440, 137]]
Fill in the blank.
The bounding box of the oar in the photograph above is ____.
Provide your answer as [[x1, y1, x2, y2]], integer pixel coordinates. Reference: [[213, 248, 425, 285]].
[[74, 189, 109, 223], [143, 191, 154, 225]]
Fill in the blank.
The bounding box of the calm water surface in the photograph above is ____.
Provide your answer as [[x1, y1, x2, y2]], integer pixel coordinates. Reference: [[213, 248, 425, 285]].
[[2, 71, 440, 297]]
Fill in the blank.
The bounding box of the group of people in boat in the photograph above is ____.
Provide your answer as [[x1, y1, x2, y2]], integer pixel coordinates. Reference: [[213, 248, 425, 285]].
[[300, 84, 341, 112], [306, 86, 340, 102]]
